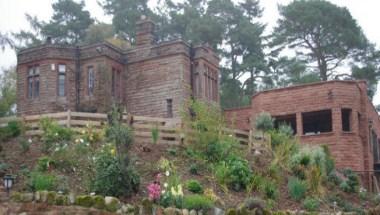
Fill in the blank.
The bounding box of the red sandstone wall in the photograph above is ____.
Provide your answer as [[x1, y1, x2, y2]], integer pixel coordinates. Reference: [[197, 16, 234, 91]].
[[17, 59, 76, 115]]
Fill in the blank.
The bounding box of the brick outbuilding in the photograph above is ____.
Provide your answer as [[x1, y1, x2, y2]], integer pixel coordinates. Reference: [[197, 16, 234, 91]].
[[16, 17, 219, 118], [225, 80, 380, 190]]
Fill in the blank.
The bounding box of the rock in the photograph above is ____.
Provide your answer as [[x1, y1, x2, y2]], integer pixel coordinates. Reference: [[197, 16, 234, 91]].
[[116, 209, 123, 214], [212, 207, 224, 215], [182, 209, 189, 215], [155, 206, 164, 215], [10, 192, 22, 202], [190, 210, 197, 215], [164, 207, 177, 215], [68, 193, 76, 204], [18, 213, 27, 215], [175, 208, 182, 215], [105, 196, 121, 212], [46, 191, 56, 205], [141, 198, 153, 215], [20, 193, 34, 202], [75, 195, 94, 207], [225, 208, 237, 215], [123, 204, 135, 213], [197, 210, 203, 215], [34, 191, 41, 202], [40, 191, 49, 203], [55, 194, 69, 205], [93, 195, 105, 210]]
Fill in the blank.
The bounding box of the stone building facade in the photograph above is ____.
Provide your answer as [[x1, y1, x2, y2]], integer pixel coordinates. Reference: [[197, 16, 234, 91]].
[[16, 18, 219, 118], [225, 80, 380, 190]]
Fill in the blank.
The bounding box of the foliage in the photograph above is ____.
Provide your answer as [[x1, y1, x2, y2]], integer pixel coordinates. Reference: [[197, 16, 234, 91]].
[[13, 0, 94, 47], [84, 23, 114, 44], [79, 124, 104, 144], [151, 125, 159, 145], [290, 145, 327, 180], [189, 163, 200, 175], [287, 177, 307, 201], [306, 166, 324, 197], [215, 156, 253, 192], [339, 168, 359, 193], [0, 66, 16, 117], [37, 156, 54, 172], [29, 171, 57, 191], [255, 112, 274, 133], [92, 144, 139, 197], [40, 118, 73, 152], [242, 197, 266, 212], [147, 182, 161, 201], [260, 179, 278, 200], [18, 137, 31, 153], [0, 120, 23, 141], [185, 179, 203, 194], [303, 197, 319, 212], [271, 0, 369, 81], [182, 194, 214, 210]]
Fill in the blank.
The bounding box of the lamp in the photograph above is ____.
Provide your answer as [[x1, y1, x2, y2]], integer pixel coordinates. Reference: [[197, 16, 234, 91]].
[[3, 174, 14, 196]]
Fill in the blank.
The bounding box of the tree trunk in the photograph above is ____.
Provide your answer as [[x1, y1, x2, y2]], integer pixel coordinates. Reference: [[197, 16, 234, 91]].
[[319, 58, 328, 81]]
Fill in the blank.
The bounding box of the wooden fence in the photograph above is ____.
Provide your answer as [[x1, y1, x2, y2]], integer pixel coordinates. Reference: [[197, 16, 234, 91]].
[[0, 111, 251, 146]]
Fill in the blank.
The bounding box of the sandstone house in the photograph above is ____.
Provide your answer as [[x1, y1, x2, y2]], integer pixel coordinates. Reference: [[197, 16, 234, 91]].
[[16, 18, 219, 118], [225, 80, 380, 190]]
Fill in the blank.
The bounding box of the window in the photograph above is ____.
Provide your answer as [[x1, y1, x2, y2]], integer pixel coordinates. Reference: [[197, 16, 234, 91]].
[[167, 99, 173, 118], [274, 114, 297, 135], [372, 131, 379, 162], [341, 108, 352, 132], [302, 109, 332, 135], [57, 64, 66, 97], [88, 66, 95, 96], [27, 66, 40, 99]]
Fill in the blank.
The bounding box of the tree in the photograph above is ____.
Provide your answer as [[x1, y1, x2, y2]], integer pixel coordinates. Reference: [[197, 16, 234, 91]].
[[42, 0, 94, 44], [0, 66, 16, 117], [271, 0, 369, 81], [0, 33, 13, 50], [100, 0, 153, 42], [13, 0, 93, 47], [84, 23, 115, 44]]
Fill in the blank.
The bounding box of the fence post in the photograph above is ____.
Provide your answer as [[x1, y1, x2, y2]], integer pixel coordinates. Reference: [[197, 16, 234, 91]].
[[67, 109, 71, 128], [248, 129, 253, 153]]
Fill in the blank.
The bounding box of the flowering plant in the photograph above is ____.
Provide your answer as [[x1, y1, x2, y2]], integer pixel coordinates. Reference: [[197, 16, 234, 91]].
[[147, 182, 161, 202]]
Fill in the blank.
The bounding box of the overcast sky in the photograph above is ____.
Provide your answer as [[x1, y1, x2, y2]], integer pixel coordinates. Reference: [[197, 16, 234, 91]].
[[1, 0, 380, 104]]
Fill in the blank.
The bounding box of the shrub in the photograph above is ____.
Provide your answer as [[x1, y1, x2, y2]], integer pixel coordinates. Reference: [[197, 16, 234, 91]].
[[287, 177, 307, 201], [255, 112, 274, 133], [92, 145, 139, 197], [261, 180, 278, 200], [278, 123, 294, 136], [189, 163, 200, 175], [242, 197, 266, 212], [186, 179, 203, 194], [29, 171, 57, 191], [182, 194, 214, 210], [303, 197, 319, 212], [327, 171, 342, 185], [75, 195, 94, 207], [0, 121, 23, 141], [306, 166, 324, 196], [215, 156, 253, 192], [18, 137, 31, 153], [37, 156, 53, 172], [340, 168, 359, 193], [40, 118, 73, 152], [290, 146, 327, 181]]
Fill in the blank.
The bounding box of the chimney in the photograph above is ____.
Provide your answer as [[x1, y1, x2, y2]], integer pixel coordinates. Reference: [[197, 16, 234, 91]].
[[135, 15, 155, 46], [46, 36, 52, 44]]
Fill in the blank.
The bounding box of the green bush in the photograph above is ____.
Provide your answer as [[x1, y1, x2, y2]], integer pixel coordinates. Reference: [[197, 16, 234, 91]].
[[37, 156, 53, 172], [261, 180, 278, 200], [186, 179, 203, 194], [92, 145, 139, 197], [0, 120, 23, 141], [215, 156, 253, 192], [327, 171, 342, 185], [182, 194, 214, 210], [340, 168, 359, 193], [29, 171, 57, 191], [290, 146, 327, 180], [255, 112, 274, 133], [75, 195, 94, 207], [40, 118, 73, 152], [189, 163, 200, 175], [287, 177, 307, 201], [18, 137, 31, 153], [303, 197, 319, 212]]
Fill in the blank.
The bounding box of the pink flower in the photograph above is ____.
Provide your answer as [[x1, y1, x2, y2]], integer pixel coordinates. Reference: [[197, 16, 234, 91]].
[[147, 183, 161, 201]]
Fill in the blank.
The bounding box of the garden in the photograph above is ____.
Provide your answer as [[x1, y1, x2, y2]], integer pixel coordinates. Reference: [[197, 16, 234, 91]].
[[0, 101, 380, 214]]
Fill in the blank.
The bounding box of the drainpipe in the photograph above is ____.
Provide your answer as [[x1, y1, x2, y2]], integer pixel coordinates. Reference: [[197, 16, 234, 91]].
[[190, 43, 195, 99], [75, 45, 81, 111]]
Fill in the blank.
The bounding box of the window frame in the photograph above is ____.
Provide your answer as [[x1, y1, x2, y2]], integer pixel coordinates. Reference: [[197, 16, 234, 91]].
[[27, 65, 40, 99], [88, 66, 95, 96], [57, 64, 66, 97], [302, 109, 333, 135]]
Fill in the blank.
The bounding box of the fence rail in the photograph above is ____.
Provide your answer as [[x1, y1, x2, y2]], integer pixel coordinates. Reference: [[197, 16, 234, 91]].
[[0, 111, 251, 146]]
